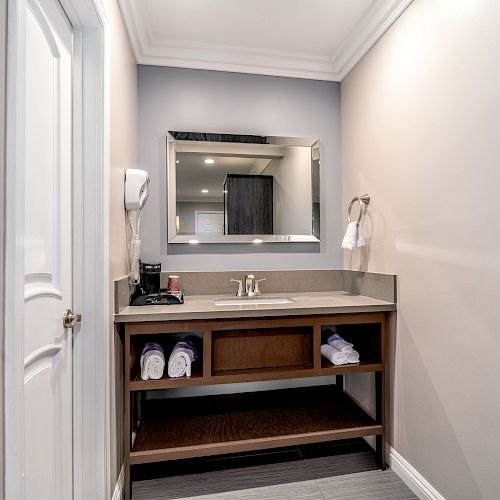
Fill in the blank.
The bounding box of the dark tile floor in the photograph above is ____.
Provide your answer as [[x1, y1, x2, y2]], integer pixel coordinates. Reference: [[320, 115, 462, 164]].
[[132, 440, 417, 500]]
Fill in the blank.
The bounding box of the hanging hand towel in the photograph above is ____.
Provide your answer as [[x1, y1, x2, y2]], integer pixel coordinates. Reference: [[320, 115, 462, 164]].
[[321, 344, 348, 366], [341, 222, 365, 251], [140, 342, 165, 380], [168, 341, 198, 378]]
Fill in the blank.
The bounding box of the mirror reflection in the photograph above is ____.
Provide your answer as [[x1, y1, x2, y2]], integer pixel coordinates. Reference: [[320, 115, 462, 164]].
[[167, 132, 320, 243]]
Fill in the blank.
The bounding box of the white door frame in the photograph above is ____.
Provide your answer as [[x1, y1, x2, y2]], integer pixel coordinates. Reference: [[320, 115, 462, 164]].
[[4, 0, 111, 498]]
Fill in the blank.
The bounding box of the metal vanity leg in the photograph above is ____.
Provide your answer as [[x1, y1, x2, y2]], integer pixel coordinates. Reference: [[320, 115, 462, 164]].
[[124, 460, 131, 500], [375, 371, 386, 470], [376, 314, 387, 469]]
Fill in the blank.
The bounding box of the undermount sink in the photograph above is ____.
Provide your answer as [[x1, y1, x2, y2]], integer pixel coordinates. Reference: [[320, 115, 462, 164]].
[[214, 296, 293, 306]]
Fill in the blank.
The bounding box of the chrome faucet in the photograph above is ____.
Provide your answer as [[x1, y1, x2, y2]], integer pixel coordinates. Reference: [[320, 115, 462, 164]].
[[230, 275, 267, 297], [245, 274, 255, 295]]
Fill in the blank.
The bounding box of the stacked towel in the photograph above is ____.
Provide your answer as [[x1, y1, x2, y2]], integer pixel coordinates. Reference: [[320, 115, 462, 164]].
[[322, 332, 361, 365], [327, 333, 354, 352], [140, 342, 165, 380], [341, 221, 365, 251], [168, 341, 198, 378], [321, 344, 348, 366]]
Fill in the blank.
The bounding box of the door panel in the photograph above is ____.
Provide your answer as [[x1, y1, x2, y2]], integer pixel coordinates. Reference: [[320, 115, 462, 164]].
[[22, 0, 73, 498], [195, 211, 224, 235]]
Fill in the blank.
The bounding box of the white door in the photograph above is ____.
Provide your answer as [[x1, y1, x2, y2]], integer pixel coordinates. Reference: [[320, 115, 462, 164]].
[[195, 211, 225, 235], [10, 0, 74, 498]]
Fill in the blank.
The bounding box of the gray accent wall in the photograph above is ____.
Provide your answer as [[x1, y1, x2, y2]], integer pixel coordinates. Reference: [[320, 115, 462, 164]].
[[137, 66, 342, 271]]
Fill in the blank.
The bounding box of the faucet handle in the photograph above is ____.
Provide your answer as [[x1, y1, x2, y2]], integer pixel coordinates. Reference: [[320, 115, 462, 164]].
[[230, 278, 244, 296], [253, 278, 267, 296]]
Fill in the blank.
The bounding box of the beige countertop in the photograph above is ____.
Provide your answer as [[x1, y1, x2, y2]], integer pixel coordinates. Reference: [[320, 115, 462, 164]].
[[114, 291, 396, 323]]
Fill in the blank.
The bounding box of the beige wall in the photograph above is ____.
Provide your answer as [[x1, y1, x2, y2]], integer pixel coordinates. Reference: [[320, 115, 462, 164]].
[[105, 0, 137, 488], [342, 1, 500, 498], [0, 2, 5, 496]]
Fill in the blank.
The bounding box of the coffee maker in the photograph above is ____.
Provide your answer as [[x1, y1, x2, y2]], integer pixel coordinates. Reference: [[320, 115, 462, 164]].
[[130, 261, 183, 306], [138, 261, 161, 295]]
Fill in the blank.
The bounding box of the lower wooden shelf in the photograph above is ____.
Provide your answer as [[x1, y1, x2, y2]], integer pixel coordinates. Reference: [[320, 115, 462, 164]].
[[129, 386, 382, 465]]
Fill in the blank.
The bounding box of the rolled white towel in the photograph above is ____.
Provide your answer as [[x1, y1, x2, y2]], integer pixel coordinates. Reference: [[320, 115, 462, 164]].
[[327, 333, 354, 352], [327, 333, 360, 364], [346, 349, 360, 364], [140, 342, 165, 380], [321, 344, 348, 366], [168, 341, 197, 378]]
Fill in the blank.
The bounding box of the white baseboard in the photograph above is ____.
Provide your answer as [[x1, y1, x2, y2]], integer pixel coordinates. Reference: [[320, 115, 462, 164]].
[[112, 464, 125, 500], [387, 445, 446, 500]]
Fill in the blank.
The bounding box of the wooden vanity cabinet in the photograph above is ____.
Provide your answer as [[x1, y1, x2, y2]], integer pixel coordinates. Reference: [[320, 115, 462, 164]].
[[121, 312, 387, 500]]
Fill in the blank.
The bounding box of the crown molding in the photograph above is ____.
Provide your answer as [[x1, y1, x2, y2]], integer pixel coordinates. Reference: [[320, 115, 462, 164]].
[[333, 0, 414, 79], [117, 0, 148, 60], [118, 0, 413, 82]]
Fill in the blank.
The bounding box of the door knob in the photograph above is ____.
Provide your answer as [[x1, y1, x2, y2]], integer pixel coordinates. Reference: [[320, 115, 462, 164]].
[[63, 308, 82, 328]]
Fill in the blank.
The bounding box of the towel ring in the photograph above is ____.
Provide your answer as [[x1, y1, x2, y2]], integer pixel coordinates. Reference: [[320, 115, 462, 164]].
[[347, 194, 371, 225]]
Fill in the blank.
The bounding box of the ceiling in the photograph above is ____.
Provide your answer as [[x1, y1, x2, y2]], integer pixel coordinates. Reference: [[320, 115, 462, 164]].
[[176, 154, 261, 202], [118, 0, 413, 81]]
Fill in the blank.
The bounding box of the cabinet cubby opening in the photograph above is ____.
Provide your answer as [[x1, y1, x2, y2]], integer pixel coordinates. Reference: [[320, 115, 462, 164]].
[[320, 323, 382, 367], [211, 326, 313, 377], [130, 331, 204, 385]]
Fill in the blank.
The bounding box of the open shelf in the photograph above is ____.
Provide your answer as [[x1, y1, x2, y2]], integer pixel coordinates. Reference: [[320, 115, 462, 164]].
[[209, 364, 316, 385], [320, 359, 383, 374], [129, 361, 382, 391], [212, 363, 313, 377], [321, 323, 382, 366], [130, 365, 204, 391], [211, 326, 313, 373], [129, 331, 204, 390], [129, 386, 381, 465]]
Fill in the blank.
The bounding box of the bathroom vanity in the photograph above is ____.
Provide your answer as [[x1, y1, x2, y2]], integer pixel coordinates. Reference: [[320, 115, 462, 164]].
[[115, 270, 396, 500]]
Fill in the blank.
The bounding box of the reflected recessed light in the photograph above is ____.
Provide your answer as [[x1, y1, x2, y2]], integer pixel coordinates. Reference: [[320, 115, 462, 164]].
[[201, 189, 208, 193], [204, 159, 215, 164], [188, 239, 199, 244], [176, 160, 180, 164], [252, 238, 263, 244]]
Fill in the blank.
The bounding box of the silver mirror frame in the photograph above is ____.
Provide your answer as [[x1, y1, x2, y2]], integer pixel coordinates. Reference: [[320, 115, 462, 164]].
[[166, 132, 320, 244]]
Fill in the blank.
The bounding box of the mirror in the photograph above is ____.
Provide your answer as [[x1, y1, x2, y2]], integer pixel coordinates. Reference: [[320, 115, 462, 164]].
[[167, 132, 320, 243]]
